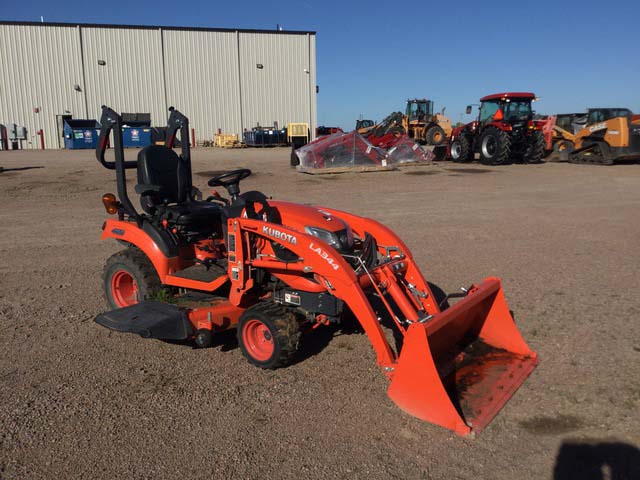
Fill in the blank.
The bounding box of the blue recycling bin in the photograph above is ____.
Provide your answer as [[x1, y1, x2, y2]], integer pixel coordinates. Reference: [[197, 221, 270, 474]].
[[63, 119, 100, 149], [122, 127, 152, 148]]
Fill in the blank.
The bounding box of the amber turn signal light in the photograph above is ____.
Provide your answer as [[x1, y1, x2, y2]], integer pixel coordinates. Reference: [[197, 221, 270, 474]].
[[102, 193, 118, 215]]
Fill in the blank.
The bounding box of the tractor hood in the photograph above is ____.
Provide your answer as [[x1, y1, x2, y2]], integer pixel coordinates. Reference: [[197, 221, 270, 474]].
[[270, 200, 354, 253], [270, 201, 349, 234]]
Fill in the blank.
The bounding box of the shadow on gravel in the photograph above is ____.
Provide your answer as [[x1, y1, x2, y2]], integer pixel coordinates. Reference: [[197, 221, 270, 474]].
[[196, 170, 232, 177], [403, 170, 440, 176], [520, 414, 584, 435], [212, 329, 239, 351], [163, 329, 238, 351], [0, 166, 44, 172], [445, 168, 494, 174], [553, 440, 640, 479]]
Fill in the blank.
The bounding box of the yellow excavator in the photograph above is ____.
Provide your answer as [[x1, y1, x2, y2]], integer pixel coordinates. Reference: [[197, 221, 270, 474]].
[[570, 108, 640, 164]]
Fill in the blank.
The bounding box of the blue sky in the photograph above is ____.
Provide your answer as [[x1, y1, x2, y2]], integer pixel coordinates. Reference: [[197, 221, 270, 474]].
[[5, 0, 640, 129]]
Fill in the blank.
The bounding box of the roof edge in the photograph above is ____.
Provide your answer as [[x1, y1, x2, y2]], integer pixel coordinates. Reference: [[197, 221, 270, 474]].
[[480, 92, 536, 102], [0, 20, 316, 35]]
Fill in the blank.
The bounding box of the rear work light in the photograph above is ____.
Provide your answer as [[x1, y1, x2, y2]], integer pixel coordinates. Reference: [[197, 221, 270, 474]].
[[102, 193, 118, 215]]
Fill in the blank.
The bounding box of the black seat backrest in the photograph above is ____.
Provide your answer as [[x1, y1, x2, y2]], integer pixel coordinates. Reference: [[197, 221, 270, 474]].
[[137, 145, 187, 213]]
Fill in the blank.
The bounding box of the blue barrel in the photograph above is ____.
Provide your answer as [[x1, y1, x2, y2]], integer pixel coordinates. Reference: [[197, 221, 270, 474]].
[[63, 119, 100, 149], [122, 127, 152, 148]]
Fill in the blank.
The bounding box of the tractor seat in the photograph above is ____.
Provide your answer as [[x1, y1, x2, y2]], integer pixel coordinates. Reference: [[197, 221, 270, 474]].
[[136, 145, 221, 227], [158, 201, 222, 226]]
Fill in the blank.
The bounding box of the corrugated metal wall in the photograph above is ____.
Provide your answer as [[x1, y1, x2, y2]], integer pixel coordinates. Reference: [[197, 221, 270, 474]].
[[81, 27, 166, 126], [163, 30, 241, 138], [0, 25, 86, 149], [239, 32, 312, 131], [0, 23, 317, 149], [309, 34, 317, 138]]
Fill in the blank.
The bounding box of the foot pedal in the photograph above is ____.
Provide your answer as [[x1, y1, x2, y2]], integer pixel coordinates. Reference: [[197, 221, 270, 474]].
[[95, 301, 193, 340]]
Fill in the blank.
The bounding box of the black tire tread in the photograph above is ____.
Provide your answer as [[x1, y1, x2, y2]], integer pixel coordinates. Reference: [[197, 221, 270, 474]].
[[238, 302, 301, 369], [569, 141, 612, 165], [479, 126, 511, 165], [451, 134, 473, 162], [425, 125, 446, 146], [103, 247, 162, 309], [524, 130, 546, 164]]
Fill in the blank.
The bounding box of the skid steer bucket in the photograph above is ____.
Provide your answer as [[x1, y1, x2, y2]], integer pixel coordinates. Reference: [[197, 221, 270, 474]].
[[387, 277, 538, 436]]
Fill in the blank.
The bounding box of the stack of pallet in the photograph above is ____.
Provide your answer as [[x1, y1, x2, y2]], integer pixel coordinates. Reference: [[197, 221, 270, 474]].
[[215, 133, 245, 148]]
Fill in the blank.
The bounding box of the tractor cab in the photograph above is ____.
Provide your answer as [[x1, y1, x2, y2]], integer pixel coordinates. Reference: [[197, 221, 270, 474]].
[[355, 119, 375, 131], [406, 99, 433, 123], [587, 108, 633, 124], [474, 92, 536, 127]]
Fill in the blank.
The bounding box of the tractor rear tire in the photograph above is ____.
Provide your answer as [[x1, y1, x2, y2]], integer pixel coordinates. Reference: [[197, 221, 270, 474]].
[[237, 302, 301, 369], [523, 131, 546, 164], [103, 248, 162, 309], [450, 134, 472, 162], [479, 127, 511, 165], [425, 125, 446, 146]]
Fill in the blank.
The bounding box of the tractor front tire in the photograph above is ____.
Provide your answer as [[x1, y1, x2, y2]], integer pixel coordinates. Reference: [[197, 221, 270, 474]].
[[103, 248, 162, 309], [238, 303, 301, 369], [425, 125, 446, 146], [450, 135, 472, 162], [479, 127, 511, 165], [523, 131, 546, 164]]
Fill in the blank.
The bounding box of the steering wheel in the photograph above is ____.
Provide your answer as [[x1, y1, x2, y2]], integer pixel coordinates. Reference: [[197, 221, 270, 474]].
[[207, 168, 252, 199]]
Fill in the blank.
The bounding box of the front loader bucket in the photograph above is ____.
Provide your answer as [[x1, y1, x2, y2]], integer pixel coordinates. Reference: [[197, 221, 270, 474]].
[[387, 277, 538, 436]]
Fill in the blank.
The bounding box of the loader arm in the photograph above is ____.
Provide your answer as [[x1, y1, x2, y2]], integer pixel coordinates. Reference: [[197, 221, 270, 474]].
[[230, 212, 539, 436]]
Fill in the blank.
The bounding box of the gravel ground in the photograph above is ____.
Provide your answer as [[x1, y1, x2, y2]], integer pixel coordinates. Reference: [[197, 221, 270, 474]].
[[0, 148, 639, 479]]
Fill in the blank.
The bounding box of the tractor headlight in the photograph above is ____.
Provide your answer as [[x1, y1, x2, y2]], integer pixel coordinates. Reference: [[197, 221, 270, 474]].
[[305, 225, 354, 252], [305, 226, 340, 249]]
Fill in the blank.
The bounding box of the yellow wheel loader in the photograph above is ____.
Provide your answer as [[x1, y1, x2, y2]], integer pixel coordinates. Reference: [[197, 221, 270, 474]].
[[355, 99, 452, 146]]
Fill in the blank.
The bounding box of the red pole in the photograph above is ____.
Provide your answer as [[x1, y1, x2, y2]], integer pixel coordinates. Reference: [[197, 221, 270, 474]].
[[38, 129, 45, 149], [191, 128, 196, 148]]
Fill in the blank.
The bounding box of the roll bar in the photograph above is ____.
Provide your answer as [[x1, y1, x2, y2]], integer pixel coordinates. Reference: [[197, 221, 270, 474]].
[[165, 107, 192, 191], [95, 105, 193, 223], [96, 105, 138, 170]]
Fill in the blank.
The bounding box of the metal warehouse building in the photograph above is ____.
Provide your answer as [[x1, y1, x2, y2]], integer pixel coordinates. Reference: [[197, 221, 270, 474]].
[[0, 21, 317, 149]]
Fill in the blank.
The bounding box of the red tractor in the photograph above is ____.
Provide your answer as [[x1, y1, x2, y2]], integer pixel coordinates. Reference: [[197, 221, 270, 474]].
[[93, 105, 538, 436], [450, 92, 546, 165]]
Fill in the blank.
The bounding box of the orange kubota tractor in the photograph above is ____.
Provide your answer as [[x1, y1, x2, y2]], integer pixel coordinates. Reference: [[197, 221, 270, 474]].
[[94, 106, 538, 436]]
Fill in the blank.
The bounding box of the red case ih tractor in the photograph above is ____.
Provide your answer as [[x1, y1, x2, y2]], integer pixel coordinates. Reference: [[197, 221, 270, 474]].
[[94, 106, 538, 436], [450, 92, 546, 165]]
